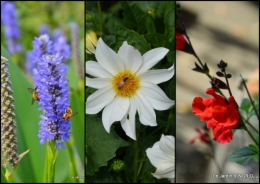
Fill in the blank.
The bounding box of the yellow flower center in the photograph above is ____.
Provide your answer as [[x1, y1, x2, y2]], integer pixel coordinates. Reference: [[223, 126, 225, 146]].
[[112, 70, 140, 97]]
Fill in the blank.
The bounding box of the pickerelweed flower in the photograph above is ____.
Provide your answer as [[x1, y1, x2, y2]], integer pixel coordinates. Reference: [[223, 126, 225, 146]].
[[53, 31, 70, 61], [37, 54, 70, 149], [39, 24, 49, 35], [1, 1, 22, 54], [26, 34, 53, 87], [69, 22, 84, 79], [146, 134, 175, 180], [192, 88, 240, 144], [1, 56, 19, 168], [86, 38, 175, 140]]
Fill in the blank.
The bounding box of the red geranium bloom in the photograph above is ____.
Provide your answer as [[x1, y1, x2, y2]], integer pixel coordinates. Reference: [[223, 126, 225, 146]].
[[213, 124, 233, 144], [192, 88, 239, 144], [176, 32, 186, 51]]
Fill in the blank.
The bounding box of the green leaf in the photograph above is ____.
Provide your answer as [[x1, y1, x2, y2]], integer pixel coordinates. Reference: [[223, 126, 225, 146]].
[[112, 26, 151, 55], [240, 98, 251, 112], [86, 116, 129, 176], [120, 2, 150, 32], [86, 166, 125, 183], [2, 46, 44, 182], [249, 144, 259, 152], [253, 154, 259, 162], [164, 8, 175, 42], [227, 146, 257, 164], [144, 33, 168, 48]]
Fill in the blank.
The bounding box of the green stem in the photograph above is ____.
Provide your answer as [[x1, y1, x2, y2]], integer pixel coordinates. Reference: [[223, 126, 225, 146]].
[[97, 1, 103, 34], [66, 141, 79, 183], [243, 123, 258, 146], [240, 75, 259, 121], [133, 140, 139, 183], [243, 116, 259, 134], [44, 141, 58, 182], [246, 121, 259, 134]]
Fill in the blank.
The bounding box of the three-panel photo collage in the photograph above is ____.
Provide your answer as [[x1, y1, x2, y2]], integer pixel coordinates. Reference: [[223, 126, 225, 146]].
[[1, 1, 259, 183]]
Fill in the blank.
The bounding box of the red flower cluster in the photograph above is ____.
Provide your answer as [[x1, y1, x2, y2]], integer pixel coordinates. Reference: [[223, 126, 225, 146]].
[[192, 88, 239, 144]]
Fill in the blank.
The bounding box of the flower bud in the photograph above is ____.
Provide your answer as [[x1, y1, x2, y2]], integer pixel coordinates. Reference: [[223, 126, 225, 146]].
[[86, 30, 97, 55], [1, 56, 19, 168]]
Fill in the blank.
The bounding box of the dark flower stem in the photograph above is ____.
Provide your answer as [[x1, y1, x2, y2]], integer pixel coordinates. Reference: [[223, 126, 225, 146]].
[[177, 10, 226, 98], [223, 71, 233, 97], [239, 75, 259, 121]]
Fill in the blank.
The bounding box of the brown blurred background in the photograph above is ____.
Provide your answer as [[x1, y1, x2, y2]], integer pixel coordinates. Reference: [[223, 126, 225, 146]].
[[176, 1, 259, 183]]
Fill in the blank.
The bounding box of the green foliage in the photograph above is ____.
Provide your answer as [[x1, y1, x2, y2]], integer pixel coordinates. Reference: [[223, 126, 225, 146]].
[[227, 146, 259, 164], [86, 116, 129, 176], [86, 1, 175, 182]]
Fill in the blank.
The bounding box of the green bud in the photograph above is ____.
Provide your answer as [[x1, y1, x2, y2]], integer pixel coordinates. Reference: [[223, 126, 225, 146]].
[[111, 159, 125, 172]]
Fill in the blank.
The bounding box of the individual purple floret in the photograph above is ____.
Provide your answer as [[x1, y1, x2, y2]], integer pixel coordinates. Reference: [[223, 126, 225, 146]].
[[53, 30, 70, 61], [1, 1, 22, 54], [37, 54, 70, 149]]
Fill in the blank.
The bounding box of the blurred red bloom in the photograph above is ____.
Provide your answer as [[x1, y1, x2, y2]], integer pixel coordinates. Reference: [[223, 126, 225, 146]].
[[189, 128, 208, 144], [192, 88, 239, 144], [176, 32, 186, 51]]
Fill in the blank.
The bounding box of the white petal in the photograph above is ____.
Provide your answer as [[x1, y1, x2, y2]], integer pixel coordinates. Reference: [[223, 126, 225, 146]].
[[146, 135, 175, 179], [118, 41, 142, 73], [85, 61, 112, 78], [121, 99, 137, 140], [86, 77, 111, 89], [102, 96, 130, 133], [137, 48, 169, 75], [146, 142, 168, 166], [95, 38, 124, 75], [152, 162, 175, 179], [86, 86, 115, 114], [159, 135, 175, 156], [120, 110, 136, 140], [139, 65, 174, 84], [133, 92, 157, 126], [139, 82, 174, 110]]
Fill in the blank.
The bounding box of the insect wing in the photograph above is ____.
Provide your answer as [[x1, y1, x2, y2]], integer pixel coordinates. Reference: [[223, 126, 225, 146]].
[[71, 111, 78, 117], [28, 88, 35, 94]]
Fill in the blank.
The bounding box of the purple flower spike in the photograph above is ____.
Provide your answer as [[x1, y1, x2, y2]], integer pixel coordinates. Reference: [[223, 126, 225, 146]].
[[37, 54, 70, 149], [53, 31, 70, 61], [26, 34, 53, 84], [1, 1, 22, 54]]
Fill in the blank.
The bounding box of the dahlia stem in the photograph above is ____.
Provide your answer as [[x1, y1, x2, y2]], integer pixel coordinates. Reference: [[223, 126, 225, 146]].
[[133, 139, 139, 183], [43, 141, 58, 182], [97, 1, 103, 34]]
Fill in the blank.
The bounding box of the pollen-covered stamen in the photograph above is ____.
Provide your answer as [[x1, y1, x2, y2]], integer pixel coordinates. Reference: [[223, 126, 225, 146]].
[[112, 70, 140, 97]]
